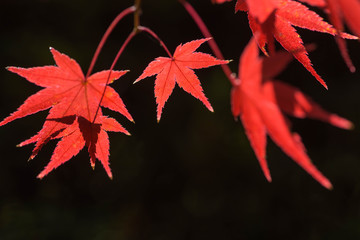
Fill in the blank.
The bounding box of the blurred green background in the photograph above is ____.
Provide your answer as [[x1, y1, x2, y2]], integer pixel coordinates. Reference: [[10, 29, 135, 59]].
[[1, 0, 360, 239]]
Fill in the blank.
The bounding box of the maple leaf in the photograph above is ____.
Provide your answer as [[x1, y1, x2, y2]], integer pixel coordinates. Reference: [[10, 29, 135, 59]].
[[1, 48, 133, 178], [235, 0, 358, 88], [134, 38, 228, 121], [231, 38, 352, 188]]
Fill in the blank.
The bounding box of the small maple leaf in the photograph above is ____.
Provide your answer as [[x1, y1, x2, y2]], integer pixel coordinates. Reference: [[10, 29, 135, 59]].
[[235, 0, 358, 88], [231, 38, 352, 189], [1, 48, 133, 178], [134, 38, 228, 121]]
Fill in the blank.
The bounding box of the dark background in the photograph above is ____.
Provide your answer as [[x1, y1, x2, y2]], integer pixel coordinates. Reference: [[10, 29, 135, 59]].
[[1, 0, 360, 239]]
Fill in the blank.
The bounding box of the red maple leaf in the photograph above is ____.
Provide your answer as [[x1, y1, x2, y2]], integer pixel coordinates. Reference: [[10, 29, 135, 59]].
[[134, 38, 228, 121], [235, 0, 358, 88], [231, 38, 352, 188], [1, 48, 133, 178]]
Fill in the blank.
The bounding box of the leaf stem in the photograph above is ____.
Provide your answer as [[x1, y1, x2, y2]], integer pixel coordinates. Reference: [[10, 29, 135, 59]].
[[86, 6, 136, 79], [138, 26, 173, 58], [179, 0, 237, 86], [92, 31, 137, 123], [92, 0, 172, 123]]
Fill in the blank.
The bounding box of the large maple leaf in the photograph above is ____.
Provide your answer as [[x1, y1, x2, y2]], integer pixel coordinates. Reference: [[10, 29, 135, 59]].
[[134, 38, 228, 121], [0, 48, 133, 178], [231, 38, 352, 188], [235, 0, 358, 88]]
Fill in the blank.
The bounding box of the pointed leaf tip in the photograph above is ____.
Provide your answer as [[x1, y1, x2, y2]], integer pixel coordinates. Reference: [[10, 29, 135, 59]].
[[265, 173, 272, 182], [6, 66, 17, 72], [322, 80, 328, 90], [323, 179, 333, 190], [37, 173, 45, 179]]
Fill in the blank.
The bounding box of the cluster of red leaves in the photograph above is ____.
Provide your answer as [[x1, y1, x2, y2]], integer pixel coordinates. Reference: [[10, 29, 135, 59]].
[[1, 0, 356, 188], [212, 0, 356, 187], [1, 39, 226, 178], [217, 0, 359, 74], [235, 0, 357, 89], [231, 38, 352, 189]]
